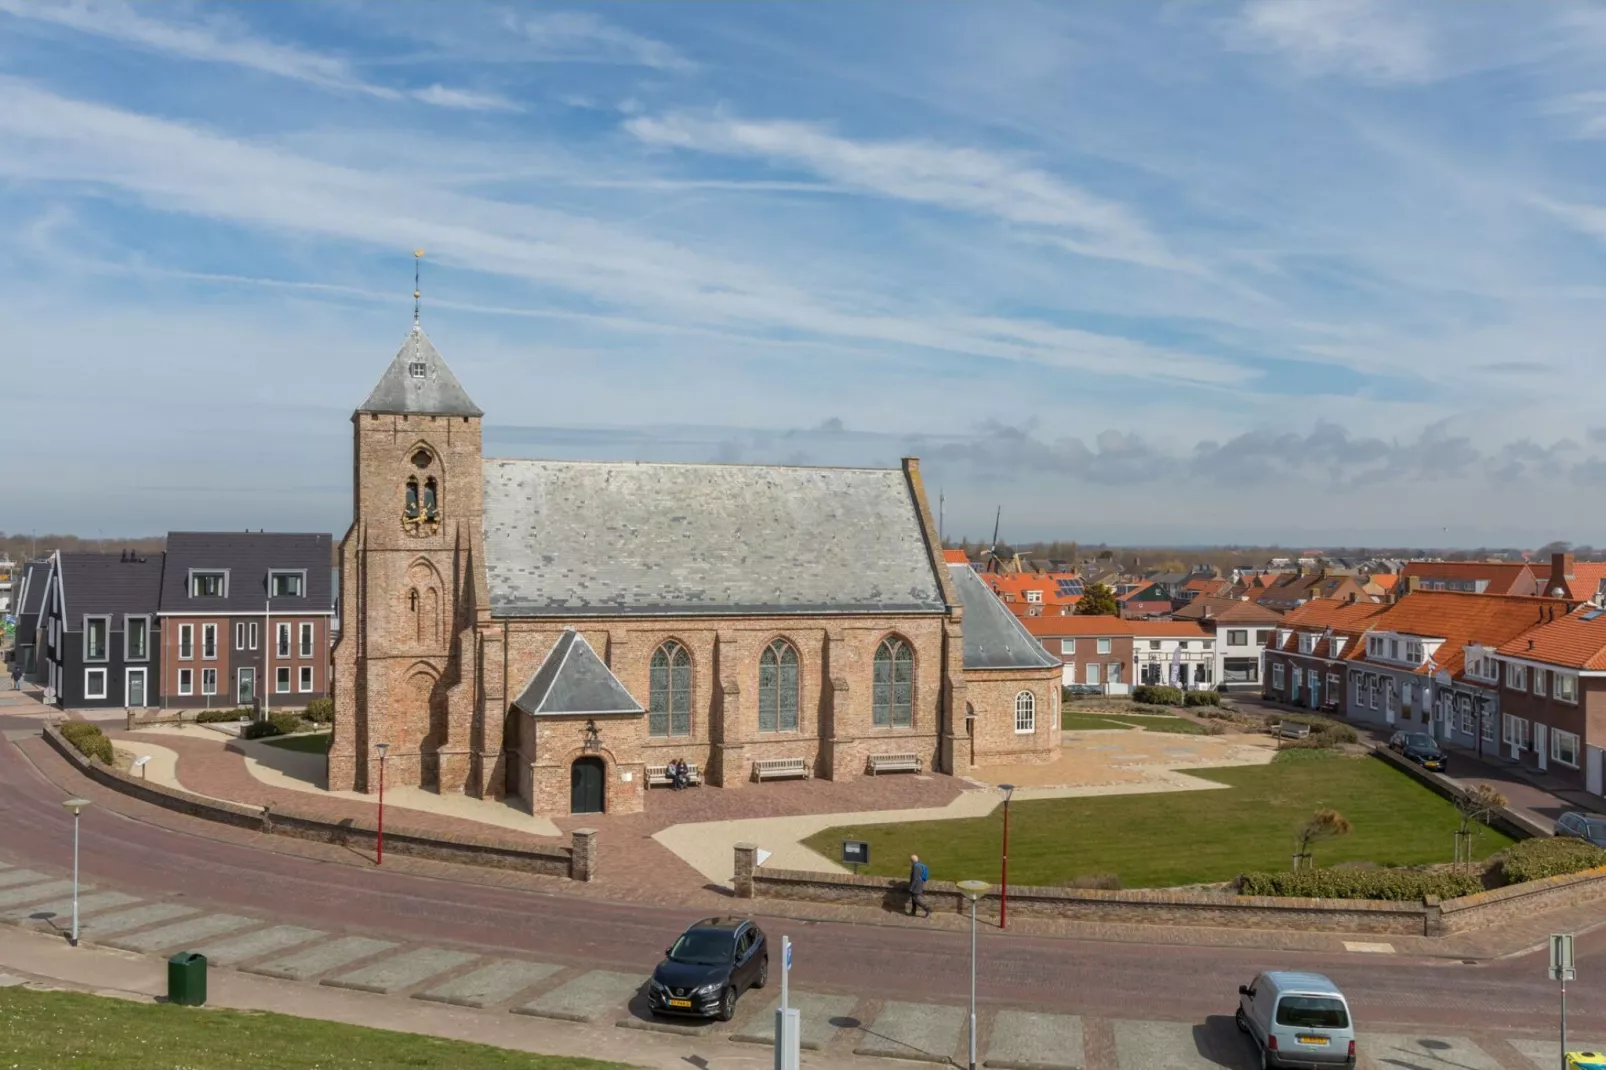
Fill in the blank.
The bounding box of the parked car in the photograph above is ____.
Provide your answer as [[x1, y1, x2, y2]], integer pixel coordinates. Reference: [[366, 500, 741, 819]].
[[1555, 811, 1606, 848], [1237, 970, 1356, 1070], [648, 917, 767, 1021], [1387, 731, 1447, 773]]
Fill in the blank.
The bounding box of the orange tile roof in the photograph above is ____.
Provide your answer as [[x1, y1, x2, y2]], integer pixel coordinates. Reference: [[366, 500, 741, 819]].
[[983, 571, 1082, 610], [1280, 598, 1391, 632], [1542, 562, 1606, 601], [1495, 608, 1606, 669], [1400, 560, 1536, 596], [1370, 574, 1400, 592], [1172, 595, 1283, 624], [942, 549, 971, 565], [1343, 591, 1570, 679], [1019, 616, 1210, 639]]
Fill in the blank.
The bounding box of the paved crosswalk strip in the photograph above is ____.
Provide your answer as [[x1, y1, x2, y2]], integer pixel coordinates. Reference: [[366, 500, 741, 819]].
[[104, 913, 259, 953], [1508, 1038, 1606, 1070], [733, 992, 858, 1051], [0, 870, 51, 890], [0, 881, 79, 909], [323, 947, 478, 995], [1114, 1018, 1255, 1070], [1367, 1034, 1503, 1070], [854, 1000, 966, 1064], [985, 1010, 1082, 1070], [2, 891, 141, 924], [188, 925, 325, 967], [515, 970, 643, 1024], [246, 936, 398, 981], [417, 959, 563, 1009]]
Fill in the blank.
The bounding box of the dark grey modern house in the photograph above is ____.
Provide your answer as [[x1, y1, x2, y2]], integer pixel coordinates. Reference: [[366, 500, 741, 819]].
[[35, 552, 166, 708]]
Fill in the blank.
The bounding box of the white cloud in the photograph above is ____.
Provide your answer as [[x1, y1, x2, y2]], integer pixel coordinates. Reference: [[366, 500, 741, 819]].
[[1227, 0, 1440, 84], [506, 11, 696, 74], [0, 0, 510, 109], [625, 112, 1192, 272]]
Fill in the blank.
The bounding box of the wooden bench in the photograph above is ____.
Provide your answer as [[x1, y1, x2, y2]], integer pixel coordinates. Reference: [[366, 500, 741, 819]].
[[1277, 722, 1312, 740], [867, 753, 923, 776], [646, 763, 702, 788], [752, 757, 811, 781]]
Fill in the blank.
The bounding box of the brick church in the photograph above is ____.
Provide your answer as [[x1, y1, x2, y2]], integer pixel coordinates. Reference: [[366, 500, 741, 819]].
[[329, 319, 1061, 816]]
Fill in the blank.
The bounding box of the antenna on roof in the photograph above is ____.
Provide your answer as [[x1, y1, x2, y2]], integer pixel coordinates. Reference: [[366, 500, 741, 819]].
[[938, 489, 944, 546], [413, 248, 426, 327]]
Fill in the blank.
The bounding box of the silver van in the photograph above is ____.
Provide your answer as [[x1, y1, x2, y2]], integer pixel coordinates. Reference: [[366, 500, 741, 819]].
[[1237, 970, 1356, 1070]]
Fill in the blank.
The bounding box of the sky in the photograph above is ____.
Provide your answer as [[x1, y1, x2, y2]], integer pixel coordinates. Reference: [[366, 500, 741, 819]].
[[5, 1, 1606, 547]]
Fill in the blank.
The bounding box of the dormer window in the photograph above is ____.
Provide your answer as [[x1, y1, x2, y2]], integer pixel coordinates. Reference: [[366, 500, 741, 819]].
[[408, 361, 427, 379], [269, 570, 305, 598], [190, 571, 227, 598]]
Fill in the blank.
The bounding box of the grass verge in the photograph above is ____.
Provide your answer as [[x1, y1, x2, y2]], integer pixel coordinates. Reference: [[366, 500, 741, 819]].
[[260, 731, 331, 755], [804, 753, 1514, 888], [0, 987, 624, 1070]]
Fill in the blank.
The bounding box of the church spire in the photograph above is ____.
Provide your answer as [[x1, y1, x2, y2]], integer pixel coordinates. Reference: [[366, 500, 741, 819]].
[[355, 252, 483, 418], [413, 248, 424, 327]]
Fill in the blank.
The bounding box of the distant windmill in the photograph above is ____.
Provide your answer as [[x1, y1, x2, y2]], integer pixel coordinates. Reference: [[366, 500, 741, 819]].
[[984, 507, 1021, 574]]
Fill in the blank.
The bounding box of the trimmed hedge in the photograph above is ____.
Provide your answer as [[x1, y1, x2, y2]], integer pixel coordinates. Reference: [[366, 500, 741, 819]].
[[60, 722, 114, 765], [195, 708, 251, 724], [1499, 837, 1606, 884], [1132, 685, 1183, 706], [240, 720, 284, 740], [1238, 866, 1482, 901], [303, 698, 334, 724], [1183, 691, 1221, 707], [269, 712, 304, 735]]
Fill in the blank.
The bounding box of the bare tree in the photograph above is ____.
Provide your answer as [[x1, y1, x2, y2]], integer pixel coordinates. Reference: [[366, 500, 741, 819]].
[[1293, 808, 1353, 871], [1453, 783, 1506, 867]]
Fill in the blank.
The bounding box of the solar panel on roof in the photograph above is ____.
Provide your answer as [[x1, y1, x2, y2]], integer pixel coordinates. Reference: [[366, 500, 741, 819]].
[[1582, 609, 1604, 621]]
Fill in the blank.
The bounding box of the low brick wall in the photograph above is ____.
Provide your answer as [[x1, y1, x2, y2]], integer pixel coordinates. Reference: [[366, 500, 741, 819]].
[[732, 846, 1606, 937], [44, 725, 587, 880]]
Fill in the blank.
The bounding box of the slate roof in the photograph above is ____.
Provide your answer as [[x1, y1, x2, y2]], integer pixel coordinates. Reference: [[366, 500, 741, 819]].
[[56, 552, 166, 620], [512, 630, 644, 716], [948, 565, 1059, 671], [19, 561, 49, 615], [481, 459, 946, 617], [159, 532, 334, 614], [357, 325, 482, 417]]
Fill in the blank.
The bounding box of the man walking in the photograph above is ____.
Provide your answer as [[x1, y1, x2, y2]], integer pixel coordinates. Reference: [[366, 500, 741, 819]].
[[907, 854, 931, 918]]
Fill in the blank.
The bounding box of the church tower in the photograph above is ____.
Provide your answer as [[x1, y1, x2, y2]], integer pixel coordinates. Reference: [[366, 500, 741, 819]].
[[329, 316, 487, 797]]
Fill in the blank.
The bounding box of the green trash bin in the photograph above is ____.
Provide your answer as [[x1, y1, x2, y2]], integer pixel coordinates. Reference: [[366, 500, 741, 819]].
[[167, 951, 207, 1007]]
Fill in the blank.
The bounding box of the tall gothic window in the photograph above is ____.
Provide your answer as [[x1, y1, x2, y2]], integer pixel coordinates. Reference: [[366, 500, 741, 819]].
[[405, 477, 421, 519], [649, 641, 692, 737], [758, 639, 799, 732], [872, 637, 914, 728]]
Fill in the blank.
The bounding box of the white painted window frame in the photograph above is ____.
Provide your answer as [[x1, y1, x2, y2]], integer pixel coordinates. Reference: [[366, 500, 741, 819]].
[[178, 668, 194, 696], [83, 667, 107, 700], [1014, 690, 1036, 733]]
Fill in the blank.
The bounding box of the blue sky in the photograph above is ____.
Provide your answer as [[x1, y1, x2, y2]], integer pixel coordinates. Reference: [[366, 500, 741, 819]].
[[5, 1, 1606, 546]]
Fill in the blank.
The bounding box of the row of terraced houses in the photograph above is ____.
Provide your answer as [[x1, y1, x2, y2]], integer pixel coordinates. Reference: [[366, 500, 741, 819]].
[[8, 533, 334, 710], [1263, 553, 1606, 796]]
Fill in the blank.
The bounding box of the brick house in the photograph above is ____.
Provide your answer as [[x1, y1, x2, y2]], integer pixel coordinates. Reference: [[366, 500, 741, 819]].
[[1490, 607, 1606, 794], [1171, 596, 1282, 687], [1263, 598, 1389, 712], [157, 532, 334, 711], [331, 321, 1061, 817], [1021, 616, 1216, 693], [1399, 560, 1538, 596], [1253, 570, 1376, 612]]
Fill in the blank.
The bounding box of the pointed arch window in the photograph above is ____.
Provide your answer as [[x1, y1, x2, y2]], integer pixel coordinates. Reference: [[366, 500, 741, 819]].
[[405, 477, 421, 520], [758, 639, 799, 733], [649, 641, 692, 737], [422, 477, 439, 520], [873, 637, 914, 728]]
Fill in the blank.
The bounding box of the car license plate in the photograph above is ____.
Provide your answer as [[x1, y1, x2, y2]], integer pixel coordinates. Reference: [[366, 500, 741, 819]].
[[668, 998, 693, 1008], [1298, 1035, 1329, 1046], [1425, 762, 1442, 770]]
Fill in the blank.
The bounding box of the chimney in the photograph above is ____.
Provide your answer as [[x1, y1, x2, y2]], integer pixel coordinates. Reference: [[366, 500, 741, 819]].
[[1547, 552, 1575, 598], [1347, 591, 1358, 604]]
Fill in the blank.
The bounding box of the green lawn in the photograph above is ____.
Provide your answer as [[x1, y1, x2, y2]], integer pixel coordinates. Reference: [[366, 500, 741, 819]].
[[261, 731, 331, 755], [1060, 711, 1212, 734], [0, 987, 623, 1070], [804, 753, 1514, 888]]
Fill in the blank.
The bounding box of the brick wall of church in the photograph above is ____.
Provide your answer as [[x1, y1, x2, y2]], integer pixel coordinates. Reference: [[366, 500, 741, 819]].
[[963, 668, 1063, 767]]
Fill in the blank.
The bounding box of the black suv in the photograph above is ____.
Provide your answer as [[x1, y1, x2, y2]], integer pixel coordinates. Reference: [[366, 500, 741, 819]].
[[1388, 731, 1447, 772], [649, 917, 768, 1021]]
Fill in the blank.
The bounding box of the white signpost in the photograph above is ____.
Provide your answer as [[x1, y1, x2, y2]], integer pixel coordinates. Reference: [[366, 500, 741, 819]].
[[1550, 933, 1575, 1070], [775, 935, 799, 1070]]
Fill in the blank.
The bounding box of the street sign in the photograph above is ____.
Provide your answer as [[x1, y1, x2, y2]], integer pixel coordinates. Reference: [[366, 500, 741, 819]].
[[842, 839, 869, 872], [1551, 933, 1576, 982], [756, 848, 772, 867], [784, 941, 792, 970]]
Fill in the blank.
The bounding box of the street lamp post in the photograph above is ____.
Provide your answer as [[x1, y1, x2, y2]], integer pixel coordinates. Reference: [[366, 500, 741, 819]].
[[997, 784, 1016, 930], [957, 880, 990, 1070], [61, 798, 90, 945], [374, 743, 389, 865]]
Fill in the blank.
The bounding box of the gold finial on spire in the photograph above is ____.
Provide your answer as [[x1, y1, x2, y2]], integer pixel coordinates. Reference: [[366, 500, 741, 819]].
[[413, 248, 426, 325]]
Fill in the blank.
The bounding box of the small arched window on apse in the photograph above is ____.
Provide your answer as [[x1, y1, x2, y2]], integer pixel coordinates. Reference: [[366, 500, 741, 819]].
[[1014, 690, 1036, 734]]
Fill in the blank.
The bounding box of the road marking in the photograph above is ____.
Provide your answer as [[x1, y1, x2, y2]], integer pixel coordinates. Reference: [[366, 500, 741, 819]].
[[0, 870, 51, 890], [188, 925, 326, 967], [103, 913, 258, 953], [246, 936, 398, 981], [2, 892, 141, 925], [1364, 1034, 1503, 1070], [854, 1000, 966, 1064], [1114, 1018, 1257, 1070], [1343, 941, 1396, 954], [78, 902, 199, 937], [416, 959, 563, 1009], [733, 992, 859, 1051], [986, 1010, 1084, 1070], [323, 947, 479, 995], [514, 970, 643, 1023], [0, 881, 81, 910]]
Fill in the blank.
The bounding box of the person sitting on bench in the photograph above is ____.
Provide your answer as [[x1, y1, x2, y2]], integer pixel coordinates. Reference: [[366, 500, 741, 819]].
[[670, 758, 689, 790]]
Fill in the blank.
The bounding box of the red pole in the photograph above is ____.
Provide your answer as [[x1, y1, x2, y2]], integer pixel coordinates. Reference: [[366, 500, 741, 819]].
[[376, 754, 385, 866], [1000, 797, 1010, 929]]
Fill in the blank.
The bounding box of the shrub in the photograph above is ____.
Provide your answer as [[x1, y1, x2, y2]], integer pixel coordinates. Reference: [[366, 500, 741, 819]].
[[1183, 691, 1221, 707], [1499, 838, 1606, 884], [195, 708, 251, 724], [59, 722, 114, 765], [268, 712, 305, 736], [1132, 685, 1183, 706], [303, 698, 334, 724], [240, 720, 285, 741], [1237, 867, 1482, 901]]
